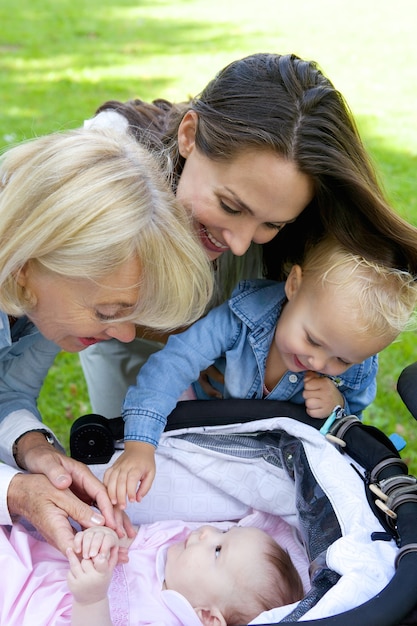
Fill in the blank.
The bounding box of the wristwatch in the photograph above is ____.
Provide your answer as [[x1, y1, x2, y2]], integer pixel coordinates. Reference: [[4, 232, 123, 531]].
[[12, 429, 55, 469]]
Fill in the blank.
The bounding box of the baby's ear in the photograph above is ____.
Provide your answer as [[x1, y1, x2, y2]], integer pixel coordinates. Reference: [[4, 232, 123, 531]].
[[194, 606, 226, 626]]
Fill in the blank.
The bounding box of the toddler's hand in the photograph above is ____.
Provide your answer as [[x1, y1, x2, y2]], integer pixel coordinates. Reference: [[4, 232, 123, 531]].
[[103, 441, 156, 509], [303, 371, 344, 418]]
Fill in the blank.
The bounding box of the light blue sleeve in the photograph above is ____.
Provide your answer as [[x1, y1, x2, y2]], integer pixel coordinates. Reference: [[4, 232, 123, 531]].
[[122, 301, 241, 447], [0, 318, 60, 461]]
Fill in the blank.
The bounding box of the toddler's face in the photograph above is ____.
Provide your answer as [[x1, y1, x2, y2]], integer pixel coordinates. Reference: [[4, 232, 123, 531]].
[[274, 265, 396, 377]]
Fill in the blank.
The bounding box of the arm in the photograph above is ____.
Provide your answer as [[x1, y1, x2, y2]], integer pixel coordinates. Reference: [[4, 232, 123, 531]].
[[0, 322, 61, 466], [0, 320, 129, 541], [67, 527, 119, 626], [105, 303, 238, 507], [135, 326, 225, 397], [122, 299, 238, 446], [13, 434, 130, 541], [6, 471, 107, 553]]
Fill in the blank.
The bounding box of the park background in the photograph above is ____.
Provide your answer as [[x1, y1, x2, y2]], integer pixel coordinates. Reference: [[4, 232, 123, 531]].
[[1, 0, 417, 471]]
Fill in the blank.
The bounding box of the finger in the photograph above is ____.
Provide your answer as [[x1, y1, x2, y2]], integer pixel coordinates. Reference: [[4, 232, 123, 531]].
[[136, 471, 154, 500], [61, 491, 106, 530], [118, 509, 136, 540], [104, 469, 120, 507], [92, 553, 111, 574], [305, 401, 327, 419], [112, 506, 128, 539], [66, 547, 82, 575], [103, 466, 112, 488], [81, 531, 95, 558], [80, 557, 96, 575], [57, 456, 117, 530], [126, 471, 142, 503], [73, 531, 84, 554], [29, 449, 73, 490], [117, 545, 130, 564], [115, 475, 128, 509], [89, 532, 108, 558], [108, 544, 120, 569]]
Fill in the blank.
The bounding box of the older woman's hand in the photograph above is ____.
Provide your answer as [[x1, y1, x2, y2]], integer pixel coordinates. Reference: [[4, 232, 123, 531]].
[[13, 431, 135, 543], [7, 472, 108, 554]]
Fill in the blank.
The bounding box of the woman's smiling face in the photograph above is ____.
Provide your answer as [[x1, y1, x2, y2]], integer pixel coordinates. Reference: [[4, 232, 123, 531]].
[[176, 112, 314, 261], [16, 257, 141, 352]]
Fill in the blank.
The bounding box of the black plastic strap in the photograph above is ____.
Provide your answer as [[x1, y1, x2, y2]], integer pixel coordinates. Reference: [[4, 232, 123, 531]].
[[395, 543, 417, 569], [371, 457, 409, 483]]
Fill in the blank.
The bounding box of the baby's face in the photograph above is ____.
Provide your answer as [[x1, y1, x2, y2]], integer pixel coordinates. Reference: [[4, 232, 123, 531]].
[[164, 525, 269, 610]]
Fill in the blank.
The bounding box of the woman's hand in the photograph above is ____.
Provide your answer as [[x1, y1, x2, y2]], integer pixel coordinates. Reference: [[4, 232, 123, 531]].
[[7, 472, 107, 555], [12, 432, 136, 543]]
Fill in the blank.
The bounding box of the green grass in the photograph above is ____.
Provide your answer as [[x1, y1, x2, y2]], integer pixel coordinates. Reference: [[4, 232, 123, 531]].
[[2, 0, 417, 472]]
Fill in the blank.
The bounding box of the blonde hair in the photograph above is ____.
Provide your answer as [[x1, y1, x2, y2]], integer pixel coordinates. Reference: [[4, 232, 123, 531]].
[[0, 128, 213, 330], [301, 236, 417, 337], [224, 533, 304, 626]]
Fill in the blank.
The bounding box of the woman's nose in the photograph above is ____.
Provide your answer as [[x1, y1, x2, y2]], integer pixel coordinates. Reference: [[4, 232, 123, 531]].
[[223, 227, 255, 257], [223, 224, 277, 256], [105, 322, 136, 343]]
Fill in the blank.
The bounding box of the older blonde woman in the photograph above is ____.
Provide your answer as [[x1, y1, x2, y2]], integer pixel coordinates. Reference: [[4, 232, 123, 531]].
[[0, 128, 213, 553]]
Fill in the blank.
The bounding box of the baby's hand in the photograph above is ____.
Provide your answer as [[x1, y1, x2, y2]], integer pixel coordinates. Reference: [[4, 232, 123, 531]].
[[303, 371, 344, 418], [67, 528, 119, 604], [103, 441, 156, 509], [73, 526, 118, 560]]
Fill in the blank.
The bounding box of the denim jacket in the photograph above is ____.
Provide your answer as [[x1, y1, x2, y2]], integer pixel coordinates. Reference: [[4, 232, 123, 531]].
[[123, 280, 378, 447], [0, 311, 60, 466]]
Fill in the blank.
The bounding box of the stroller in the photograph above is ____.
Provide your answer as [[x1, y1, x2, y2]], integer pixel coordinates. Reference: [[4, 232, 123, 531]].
[[71, 387, 417, 626]]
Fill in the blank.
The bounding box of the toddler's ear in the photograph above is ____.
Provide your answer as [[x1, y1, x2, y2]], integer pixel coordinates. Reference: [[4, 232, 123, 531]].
[[194, 606, 226, 626], [284, 264, 303, 300]]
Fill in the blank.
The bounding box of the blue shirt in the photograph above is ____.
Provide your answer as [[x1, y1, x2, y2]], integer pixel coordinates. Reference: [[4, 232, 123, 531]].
[[123, 280, 378, 447], [0, 311, 60, 465]]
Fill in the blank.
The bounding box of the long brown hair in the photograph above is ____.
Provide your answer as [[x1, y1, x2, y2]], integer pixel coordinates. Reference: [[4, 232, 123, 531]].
[[95, 53, 417, 283]]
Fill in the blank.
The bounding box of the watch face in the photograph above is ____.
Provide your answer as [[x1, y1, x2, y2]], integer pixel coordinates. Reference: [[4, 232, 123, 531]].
[[35, 430, 54, 445]]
